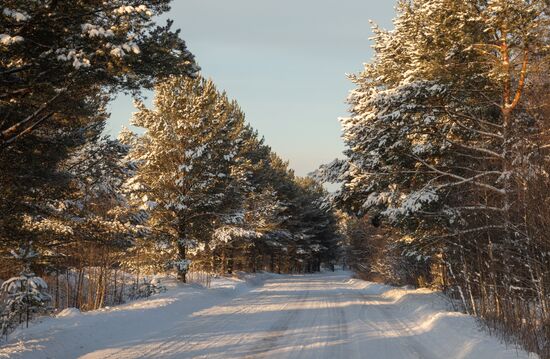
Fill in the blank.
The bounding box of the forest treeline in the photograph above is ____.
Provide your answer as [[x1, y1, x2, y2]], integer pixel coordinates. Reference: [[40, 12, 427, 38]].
[[318, 1, 550, 358], [0, 1, 338, 337]]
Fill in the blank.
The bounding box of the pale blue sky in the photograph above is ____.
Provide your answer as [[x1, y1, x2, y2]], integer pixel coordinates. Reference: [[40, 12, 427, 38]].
[[106, 0, 396, 176]]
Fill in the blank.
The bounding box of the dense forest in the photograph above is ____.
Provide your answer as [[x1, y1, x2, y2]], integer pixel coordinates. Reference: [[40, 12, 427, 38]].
[[318, 1, 550, 357], [0, 0, 339, 338], [2, 1, 550, 358]]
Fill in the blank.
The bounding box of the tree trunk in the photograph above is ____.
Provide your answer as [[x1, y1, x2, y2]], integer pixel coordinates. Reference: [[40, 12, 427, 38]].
[[227, 248, 234, 275], [177, 239, 187, 283], [55, 269, 60, 309], [176, 220, 189, 283], [221, 248, 227, 275]]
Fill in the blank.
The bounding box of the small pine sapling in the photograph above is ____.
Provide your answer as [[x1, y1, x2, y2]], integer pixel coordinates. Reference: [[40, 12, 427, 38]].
[[0, 245, 51, 339]]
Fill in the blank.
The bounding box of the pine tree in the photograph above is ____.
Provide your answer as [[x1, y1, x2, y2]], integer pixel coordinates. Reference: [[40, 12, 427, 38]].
[[0, 245, 51, 338], [1, 0, 197, 148], [330, 0, 550, 273], [128, 76, 248, 282], [0, 1, 201, 298], [0, 0, 198, 283], [325, 1, 550, 355]]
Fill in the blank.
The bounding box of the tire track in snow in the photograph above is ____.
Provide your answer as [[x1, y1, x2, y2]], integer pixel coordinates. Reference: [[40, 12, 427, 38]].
[[5, 273, 536, 359], [245, 288, 310, 358], [97, 281, 279, 358], [357, 293, 439, 359]]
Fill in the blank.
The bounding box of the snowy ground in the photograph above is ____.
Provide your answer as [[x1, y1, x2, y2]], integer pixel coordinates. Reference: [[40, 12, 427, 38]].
[[0, 272, 537, 359]]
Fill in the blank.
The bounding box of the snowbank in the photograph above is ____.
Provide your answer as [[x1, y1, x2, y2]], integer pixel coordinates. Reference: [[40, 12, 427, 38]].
[[0, 272, 538, 359], [56, 308, 81, 318], [346, 276, 538, 359], [0, 273, 271, 358]]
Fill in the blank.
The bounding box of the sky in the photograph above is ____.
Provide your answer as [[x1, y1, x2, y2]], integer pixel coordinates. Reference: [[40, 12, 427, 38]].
[[106, 0, 396, 177]]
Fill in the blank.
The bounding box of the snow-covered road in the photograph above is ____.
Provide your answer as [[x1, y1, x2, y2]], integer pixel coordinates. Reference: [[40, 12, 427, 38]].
[[0, 272, 536, 358]]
